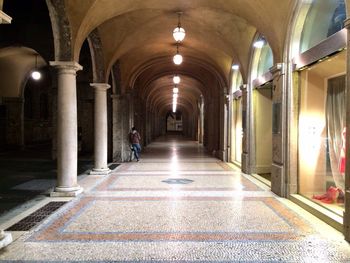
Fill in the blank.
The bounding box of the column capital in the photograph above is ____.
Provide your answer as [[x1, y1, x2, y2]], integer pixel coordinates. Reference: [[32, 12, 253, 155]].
[[344, 18, 350, 29], [269, 62, 285, 76], [49, 61, 83, 72], [90, 83, 111, 91]]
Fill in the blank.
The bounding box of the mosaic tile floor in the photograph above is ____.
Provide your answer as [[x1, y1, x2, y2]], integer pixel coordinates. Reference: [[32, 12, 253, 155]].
[[1, 136, 350, 262]]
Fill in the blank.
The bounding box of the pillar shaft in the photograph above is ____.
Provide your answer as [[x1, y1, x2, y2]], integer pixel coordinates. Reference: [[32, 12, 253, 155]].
[[270, 63, 288, 197], [50, 61, 83, 196], [91, 83, 110, 174]]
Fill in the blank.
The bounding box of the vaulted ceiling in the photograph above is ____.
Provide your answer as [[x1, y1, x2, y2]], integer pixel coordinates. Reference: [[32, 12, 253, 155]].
[[63, 0, 295, 114]]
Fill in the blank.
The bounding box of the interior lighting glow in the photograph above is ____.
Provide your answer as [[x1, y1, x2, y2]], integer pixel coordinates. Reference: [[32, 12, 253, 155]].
[[173, 93, 178, 99], [253, 40, 264, 48], [173, 26, 186, 42], [232, 64, 239, 70], [31, 70, 41, 80], [173, 75, 181, 84], [173, 87, 179, 94], [173, 53, 183, 65]]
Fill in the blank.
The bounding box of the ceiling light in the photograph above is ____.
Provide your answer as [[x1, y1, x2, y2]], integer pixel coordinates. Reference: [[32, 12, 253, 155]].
[[31, 71, 41, 80], [173, 75, 181, 84], [253, 39, 264, 48], [173, 12, 186, 42], [231, 64, 239, 70], [173, 49, 183, 65], [173, 87, 179, 94], [31, 54, 41, 80]]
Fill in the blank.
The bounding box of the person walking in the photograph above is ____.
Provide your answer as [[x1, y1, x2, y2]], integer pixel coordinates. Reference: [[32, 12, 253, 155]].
[[129, 127, 141, 161]]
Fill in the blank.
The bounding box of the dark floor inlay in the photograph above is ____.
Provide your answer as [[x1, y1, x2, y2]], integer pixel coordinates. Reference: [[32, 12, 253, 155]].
[[5, 201, 67, 231], [108, 163, 120, 170], [162, 178, 194, 185]]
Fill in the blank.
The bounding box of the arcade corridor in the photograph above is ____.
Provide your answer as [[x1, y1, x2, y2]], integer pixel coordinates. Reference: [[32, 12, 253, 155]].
[[1, 136, 350, 262]]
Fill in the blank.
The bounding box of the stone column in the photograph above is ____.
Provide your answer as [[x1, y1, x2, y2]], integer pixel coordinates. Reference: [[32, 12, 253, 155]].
[[343, 18, 350, 242], [90, 83, 111, 175], [270, 63, 288, 197], [50, 61, 83, 197], [241, 84, 251, 174], [219, 90, 229, 162], [0, 8, 12, 250], [112, 94, 131, 162]]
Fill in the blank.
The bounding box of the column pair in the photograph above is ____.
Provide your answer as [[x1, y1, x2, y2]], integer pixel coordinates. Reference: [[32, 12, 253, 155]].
[[50, 62, 111, 196]]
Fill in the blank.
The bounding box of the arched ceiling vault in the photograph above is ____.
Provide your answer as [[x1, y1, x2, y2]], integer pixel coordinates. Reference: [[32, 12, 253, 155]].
[[65, 0, 295, 83], [63, 0, 295, 125], [132, 57, 223, 95]]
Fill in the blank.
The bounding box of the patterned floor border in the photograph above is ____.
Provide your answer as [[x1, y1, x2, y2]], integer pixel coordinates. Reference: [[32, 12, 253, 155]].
[[27, 196, 315, 243]]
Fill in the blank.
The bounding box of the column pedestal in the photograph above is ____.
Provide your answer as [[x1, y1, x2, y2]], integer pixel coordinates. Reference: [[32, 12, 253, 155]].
[[50, 61, 83, 197], [0, 230, 12, 249]]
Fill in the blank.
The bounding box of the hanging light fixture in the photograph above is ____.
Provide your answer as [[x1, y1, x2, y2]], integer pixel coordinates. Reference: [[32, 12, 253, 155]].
[[173, 74, 181, 84], [173, 44, 183, 65], [173, 12, 186, 42], [31, 54, 41, 80]]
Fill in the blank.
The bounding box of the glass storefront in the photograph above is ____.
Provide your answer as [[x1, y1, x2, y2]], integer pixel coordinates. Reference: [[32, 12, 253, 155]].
[[291, 0, 347, 215], [298, 51, 346, 214], [300, 0, 345, 53]]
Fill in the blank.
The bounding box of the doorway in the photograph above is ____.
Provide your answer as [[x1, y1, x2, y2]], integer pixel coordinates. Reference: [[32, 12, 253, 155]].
[[253, 82, 272, 181]]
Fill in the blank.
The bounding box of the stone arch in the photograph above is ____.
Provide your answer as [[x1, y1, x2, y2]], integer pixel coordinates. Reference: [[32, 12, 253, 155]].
[[87, 28, 106, 83], [45, 0, 73, 61]]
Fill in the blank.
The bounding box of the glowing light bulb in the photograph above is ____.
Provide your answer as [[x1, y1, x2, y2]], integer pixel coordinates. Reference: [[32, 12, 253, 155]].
[[173, 54, 183, 65], [173, 75, 181, 84], [173, 26, 186, 42], [31, 71, 41, 80]]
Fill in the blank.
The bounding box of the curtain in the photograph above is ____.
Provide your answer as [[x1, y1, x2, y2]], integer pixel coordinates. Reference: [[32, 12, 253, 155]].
[[326, 75, 345, 190]]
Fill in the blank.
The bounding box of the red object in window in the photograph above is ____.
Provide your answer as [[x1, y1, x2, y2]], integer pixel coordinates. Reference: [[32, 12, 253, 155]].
[[339, 127, 346, 173]]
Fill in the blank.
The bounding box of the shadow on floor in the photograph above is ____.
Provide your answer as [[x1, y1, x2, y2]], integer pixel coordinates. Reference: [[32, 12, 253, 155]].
[[0, 144, 93, 216]]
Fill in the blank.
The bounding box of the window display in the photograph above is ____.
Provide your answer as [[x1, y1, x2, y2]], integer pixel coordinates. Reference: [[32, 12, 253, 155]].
[[298, 52, 346, 214]]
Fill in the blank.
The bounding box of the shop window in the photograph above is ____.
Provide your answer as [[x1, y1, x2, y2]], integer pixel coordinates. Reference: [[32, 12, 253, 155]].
[[300, 0, 345, 53], [298, 52, 346, 214], [251, 35, 273, 80], [256, 43, 273, 77]]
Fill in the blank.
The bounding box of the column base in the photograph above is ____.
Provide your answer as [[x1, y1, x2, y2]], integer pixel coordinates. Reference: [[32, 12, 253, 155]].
[[90, 168, 111, 175], [50, 185, 83, 197], [0, 230, 13, 249]]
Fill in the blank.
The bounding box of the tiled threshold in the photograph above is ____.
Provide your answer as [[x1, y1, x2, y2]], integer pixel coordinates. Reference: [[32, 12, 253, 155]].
[[290, 194, 343, 232]]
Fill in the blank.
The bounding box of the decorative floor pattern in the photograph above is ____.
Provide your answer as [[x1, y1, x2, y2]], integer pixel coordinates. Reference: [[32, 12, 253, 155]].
[[1, 137, 350, 262], [28, 196, 312, 243], [92, 173, 261, 192]]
